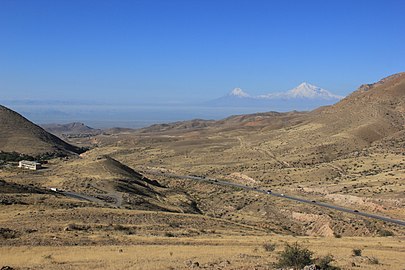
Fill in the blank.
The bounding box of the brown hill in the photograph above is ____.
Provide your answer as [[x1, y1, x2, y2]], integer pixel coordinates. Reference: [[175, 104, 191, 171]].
[[0, 105, 81, 156], [313, 72, 405, 142], [41, 122, 101, 136], [51, 154, 200, 213]]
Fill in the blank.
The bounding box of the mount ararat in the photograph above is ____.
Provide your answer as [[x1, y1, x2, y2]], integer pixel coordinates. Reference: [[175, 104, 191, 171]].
[[208, 82, 344, 111]]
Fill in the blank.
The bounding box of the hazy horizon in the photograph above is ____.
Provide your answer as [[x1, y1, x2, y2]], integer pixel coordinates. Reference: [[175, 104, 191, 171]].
[[2, 80, 343, 128], [2, 102, 318, 129]]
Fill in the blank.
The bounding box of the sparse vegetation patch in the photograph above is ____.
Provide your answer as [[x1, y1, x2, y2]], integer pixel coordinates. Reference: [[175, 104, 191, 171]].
[[276, 242, 313, 269]]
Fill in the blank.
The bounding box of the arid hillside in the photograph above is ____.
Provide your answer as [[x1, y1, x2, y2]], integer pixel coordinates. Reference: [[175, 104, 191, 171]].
[[0, 105, 81, 156], [0, 74, 404, 270], [85, 73, 404, 238], [41, 122, 102, 138]]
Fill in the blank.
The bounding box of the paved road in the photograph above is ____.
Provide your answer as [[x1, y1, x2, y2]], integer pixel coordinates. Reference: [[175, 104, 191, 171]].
[[55, 187, 122, 207], [60, 191, 103, 203], [147, 171, 405, 227]]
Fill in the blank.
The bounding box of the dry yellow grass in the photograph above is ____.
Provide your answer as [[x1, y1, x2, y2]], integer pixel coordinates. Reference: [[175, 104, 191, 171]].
[[1, 236, 404, 269]]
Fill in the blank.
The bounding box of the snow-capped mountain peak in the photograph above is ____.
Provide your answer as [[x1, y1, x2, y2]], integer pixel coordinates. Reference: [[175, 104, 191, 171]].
[[210, 82, 344, 109], [286, 82, 343, 100], [228, 88, 250, 98]]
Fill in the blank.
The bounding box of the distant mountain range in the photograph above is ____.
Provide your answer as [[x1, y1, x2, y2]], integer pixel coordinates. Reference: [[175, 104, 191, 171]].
[[2, 83, 345, 127], [208, 82, 344, 111]]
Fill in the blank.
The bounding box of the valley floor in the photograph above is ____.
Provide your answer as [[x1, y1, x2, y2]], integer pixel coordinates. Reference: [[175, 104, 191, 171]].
[[1, 236, 404, 270]]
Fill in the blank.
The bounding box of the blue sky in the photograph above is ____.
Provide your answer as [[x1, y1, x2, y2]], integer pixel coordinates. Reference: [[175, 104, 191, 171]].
[[1, 0, 404, 104]]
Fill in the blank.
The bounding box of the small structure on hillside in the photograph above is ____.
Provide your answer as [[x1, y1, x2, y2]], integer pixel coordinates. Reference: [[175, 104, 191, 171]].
[[18, 160, 42, 170]]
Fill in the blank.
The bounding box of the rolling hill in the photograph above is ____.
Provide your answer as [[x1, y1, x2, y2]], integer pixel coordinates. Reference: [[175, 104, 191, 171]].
[[41, 122, 101, 136], [0, 105, 81, 156]]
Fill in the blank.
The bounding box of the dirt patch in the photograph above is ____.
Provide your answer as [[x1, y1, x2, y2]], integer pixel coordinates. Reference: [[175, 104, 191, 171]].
[[292, 212, 334, 237], [325, 194, 385, 212], [228, 173, 257, 186]]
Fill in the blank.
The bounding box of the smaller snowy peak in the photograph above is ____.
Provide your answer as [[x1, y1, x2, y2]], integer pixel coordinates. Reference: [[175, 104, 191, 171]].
[[228, 88, 250, 98], [286, 82, 343, 100]]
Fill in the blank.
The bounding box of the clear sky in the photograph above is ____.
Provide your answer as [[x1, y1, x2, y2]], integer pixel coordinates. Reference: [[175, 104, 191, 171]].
[[1, 0, 404, 103]]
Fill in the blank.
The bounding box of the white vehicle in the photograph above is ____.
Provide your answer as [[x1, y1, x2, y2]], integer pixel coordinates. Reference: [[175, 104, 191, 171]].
[[280, 193, 284, 197], [50, 187, 59, 192]]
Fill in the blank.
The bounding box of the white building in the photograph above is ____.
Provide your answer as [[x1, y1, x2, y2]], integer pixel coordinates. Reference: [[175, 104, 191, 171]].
[[18, 160, 42, 170]]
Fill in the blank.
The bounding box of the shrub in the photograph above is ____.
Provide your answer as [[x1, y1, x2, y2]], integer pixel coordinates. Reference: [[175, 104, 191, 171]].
[[263, 242, 276, 252], [164, 232, 175, 237], [113, 224, 129, 231], [0, 227, 19, 239], [65, 223, 90, 231], [352, 249, 362, 256], [316, 254, 341, 270], [112, 224, 135, 234], [378, 229, 394, 237], [43, 254, 53, 260], [276, 242, 313, 269], [0, 151, 35, 162], [368, 257, 379, 264]]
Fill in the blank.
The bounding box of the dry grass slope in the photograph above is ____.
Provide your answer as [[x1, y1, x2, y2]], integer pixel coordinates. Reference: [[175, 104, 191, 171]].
[[0, 105, 81, 156]]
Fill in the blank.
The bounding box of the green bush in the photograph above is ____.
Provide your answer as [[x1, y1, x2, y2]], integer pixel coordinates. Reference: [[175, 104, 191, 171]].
[[0, 151, 35, 162], [276, 242, 313, 269]]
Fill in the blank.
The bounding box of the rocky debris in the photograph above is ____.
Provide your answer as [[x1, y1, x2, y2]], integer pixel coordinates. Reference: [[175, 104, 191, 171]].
[[184, 260, 200, 268], [1, 266, 14, 270], [218, 260, 231, 267], [303, 264, 320, 270], [202, 260, 231, 269]]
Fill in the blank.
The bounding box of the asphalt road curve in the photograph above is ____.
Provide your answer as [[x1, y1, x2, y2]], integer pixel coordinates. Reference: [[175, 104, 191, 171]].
[[60, 191, 104, 204], [148, 171, 405, 227]]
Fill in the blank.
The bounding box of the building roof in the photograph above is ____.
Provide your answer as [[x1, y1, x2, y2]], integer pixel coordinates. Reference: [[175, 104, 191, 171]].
[[19, 160, 41, 165]]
